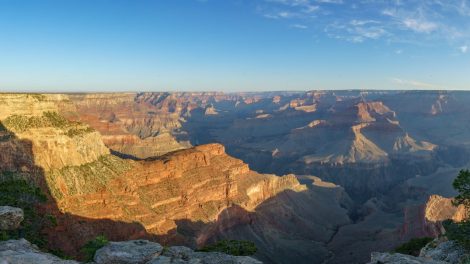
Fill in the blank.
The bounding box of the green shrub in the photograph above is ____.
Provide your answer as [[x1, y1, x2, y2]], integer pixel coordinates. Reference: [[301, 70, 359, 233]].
[[3, 112, 93, 137], [46, 214, 58, 227], [444, 169, 470, 250], [27, 94, 47, 101], [81, 235, 109, 262], [453, 169, 470, 210], [198, 240, 257, 256], [65, 127, 95, 137], [393, 237, 433, 256], [0, 175, 48, 247], [443, 220, 470, 250]]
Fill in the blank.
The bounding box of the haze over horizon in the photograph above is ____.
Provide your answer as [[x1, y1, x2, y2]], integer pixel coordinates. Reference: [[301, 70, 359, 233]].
[[1, 0, 469, 91]]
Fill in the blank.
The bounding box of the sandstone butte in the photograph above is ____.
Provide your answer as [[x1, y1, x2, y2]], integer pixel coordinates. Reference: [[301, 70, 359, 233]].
[[400, 195, 467, 239], [0, 94, 352, 263]]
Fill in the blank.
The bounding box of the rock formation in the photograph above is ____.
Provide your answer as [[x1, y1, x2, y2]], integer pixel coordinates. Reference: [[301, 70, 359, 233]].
[[0, 239, 80, 264], [401, 195, 467, 239], [93, 240, 261, 264], [0, 93, 351, 264], [2, 91, 470, 263], [367, 238, 469, 264], [0, 234, 261, 264], [0, 206, 24, 231]]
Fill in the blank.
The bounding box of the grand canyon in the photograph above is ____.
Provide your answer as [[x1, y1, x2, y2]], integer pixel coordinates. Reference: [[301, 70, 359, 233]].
[[1, 91, 469, 263]]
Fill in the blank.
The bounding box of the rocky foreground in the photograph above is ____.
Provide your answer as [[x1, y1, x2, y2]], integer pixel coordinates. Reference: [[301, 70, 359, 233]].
[[0, 206, 262, 264], [367, 238, 468, 264], [0, 239, 262, 264]]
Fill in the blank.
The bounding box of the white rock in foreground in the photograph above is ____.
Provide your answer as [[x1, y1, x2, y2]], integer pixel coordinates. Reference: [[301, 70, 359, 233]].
[[94, 240, 263, 264], [419, 240, 468, 264], [0, 206, 24, 230], [0, 238, 79, 264], [93, 240, 163, 264], [368, 252, 447, 264]]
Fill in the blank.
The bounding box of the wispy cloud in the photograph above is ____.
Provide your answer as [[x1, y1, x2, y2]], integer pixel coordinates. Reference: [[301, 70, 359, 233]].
[[316, 0, 343, 3], [258, 0, 470, 49], [460, 45, 468, 53], [391, 78, 441, 89], [291, 24, 308, 29], [402, 18, 438, 33]]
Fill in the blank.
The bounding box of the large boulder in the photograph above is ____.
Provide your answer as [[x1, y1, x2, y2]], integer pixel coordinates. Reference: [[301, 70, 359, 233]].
[[367, 252, 447, 264], [93, 241, 262, 264], [146, 245, 263, 264], [93, 240, 163, 264], [0, 206, 24, 230], [419, 239, 469, 264], [0, 238, 79, 264]]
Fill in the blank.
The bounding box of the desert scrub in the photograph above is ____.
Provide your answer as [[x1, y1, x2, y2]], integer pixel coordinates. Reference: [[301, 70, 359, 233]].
[[81, 235, 109, 262], [4, 111, 71, 132], [0, 173, 48, 247], [45, 155, 132, 199], [393, 237, 433, 256], [46, 214, 58, 227], [26, 94, 47, 101], [0, 122, 12, 142], [198, 240, 257, 256], [3, 111, 94, 137], [65, 127, 95, 137]]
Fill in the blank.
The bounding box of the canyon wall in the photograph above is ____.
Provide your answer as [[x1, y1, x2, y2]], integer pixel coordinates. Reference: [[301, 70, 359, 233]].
[[0, 93, 352, 264], [1, 91, 469, 263]]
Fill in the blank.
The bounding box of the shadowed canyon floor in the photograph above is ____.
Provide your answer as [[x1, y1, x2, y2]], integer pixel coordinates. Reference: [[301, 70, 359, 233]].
[[1, 91, 470, 263]]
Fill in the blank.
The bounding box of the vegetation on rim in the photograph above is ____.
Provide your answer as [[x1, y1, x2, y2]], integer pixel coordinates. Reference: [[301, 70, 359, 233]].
[[45, 155, 132, 199], [393, 237, 433, 256], [198, 240, 257, 256], [443, 169, 470, 250], [0, 171, 48, 247], [3, 111, 94, 137], [81, 235, 109, 262]]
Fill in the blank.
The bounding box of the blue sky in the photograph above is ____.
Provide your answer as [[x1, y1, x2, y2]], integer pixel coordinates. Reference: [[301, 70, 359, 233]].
[[0, 0, 469, 92]]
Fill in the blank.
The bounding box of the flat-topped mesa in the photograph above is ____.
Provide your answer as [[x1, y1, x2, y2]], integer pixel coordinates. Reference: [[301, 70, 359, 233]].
[[356, 101, 395, 123], [0, 94, 65, 120]]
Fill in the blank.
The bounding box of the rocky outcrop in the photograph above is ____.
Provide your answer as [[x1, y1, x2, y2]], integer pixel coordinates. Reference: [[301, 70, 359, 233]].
[[94, 240, 163, 264], [154, 246, 262, 264], [0, 206, 24, 230], [420, 239, 468, 264], [401, 195, 467, 239], [367, 238, 469, 264], [93, 240, 262, 264], [0, 239, 79, 264], [367, 252, 446, 264], [0, 238, 262, 264], [425, 195, 467, 223]]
